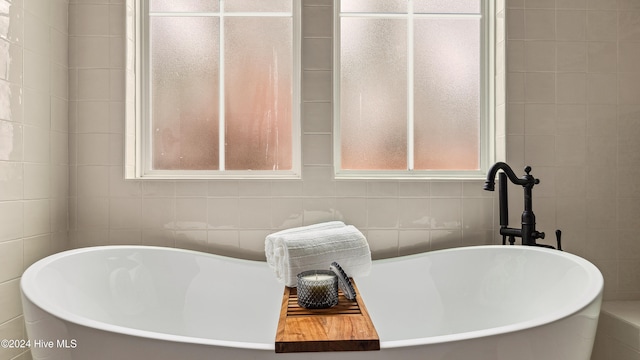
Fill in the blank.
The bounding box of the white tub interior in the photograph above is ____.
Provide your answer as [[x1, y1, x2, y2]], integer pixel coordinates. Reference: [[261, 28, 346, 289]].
[[356, 246, 600, 346], [23, 247, 284, 349]]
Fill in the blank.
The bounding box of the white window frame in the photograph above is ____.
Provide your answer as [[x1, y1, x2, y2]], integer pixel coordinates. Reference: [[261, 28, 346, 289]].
[[126, 0, 302, 180], [333, 0, 497, 180]]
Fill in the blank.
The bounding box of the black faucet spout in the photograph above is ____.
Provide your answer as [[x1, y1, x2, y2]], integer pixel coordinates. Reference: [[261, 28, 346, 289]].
[[484, 162, 535, 191]]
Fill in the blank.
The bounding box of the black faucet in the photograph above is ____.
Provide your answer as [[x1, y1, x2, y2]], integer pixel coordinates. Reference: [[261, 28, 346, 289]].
[[484, 162, 562, 250]]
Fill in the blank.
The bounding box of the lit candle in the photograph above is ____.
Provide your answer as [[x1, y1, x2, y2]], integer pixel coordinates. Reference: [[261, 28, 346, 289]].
[[297, 270, 338, 309], [302, 273, 333, 296]]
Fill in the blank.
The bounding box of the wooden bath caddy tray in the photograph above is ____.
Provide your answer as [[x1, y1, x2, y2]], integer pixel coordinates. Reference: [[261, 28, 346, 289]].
[[275, 280, 380, 353]]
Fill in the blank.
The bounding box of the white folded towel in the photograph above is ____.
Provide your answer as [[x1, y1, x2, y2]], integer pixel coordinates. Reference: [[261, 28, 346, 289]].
[[265, 222, 372, 287], [265, 221, 346, 269]]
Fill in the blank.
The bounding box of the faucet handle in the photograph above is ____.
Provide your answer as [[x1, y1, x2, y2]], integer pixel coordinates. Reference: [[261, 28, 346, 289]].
[[556, 230, 562, 251], [524, 166, 540, 185]]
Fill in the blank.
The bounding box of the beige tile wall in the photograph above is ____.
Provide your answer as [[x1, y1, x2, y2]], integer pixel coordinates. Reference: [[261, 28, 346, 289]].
[[506, 0, 640, 300], [0, 0, 69, 359]]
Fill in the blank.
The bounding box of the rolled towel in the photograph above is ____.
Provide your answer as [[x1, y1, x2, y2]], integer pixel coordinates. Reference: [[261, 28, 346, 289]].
[[266, 223, 371, 287], [265, 221, 345, 270]]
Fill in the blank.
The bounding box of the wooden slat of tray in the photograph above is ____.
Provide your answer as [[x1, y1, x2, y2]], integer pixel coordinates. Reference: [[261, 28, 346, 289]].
[[275, 280, 380, 353]]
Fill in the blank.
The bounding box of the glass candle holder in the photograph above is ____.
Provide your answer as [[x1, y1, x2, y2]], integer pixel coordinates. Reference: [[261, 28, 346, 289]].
[[297, 270, 339, 309]]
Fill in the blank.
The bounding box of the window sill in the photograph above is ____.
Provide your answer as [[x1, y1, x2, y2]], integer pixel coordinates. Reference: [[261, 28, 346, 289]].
[[334, 169, 489, 181], [125, 169, 302, 180]]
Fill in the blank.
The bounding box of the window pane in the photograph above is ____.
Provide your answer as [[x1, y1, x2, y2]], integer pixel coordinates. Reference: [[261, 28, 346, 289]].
[[341, 0, 407, 13], [150, 17, 220, 170], [413, 19, 480, 170], [414, 0, 480, 14], [224, 17, 293, 170], [340, 18, 407, 170], [225, 0, 291, 12], [149, 0, 219, 12]]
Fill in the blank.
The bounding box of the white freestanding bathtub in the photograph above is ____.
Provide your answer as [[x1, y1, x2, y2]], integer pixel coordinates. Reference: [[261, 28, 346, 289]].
[[21, 245, 603, 360]]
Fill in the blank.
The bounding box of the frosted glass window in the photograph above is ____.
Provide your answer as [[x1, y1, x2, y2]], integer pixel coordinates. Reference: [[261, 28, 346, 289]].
[[225, 17, 293, 170], [337, 0, 490, 176], [150, 17, 220, 170], [414, 19, 480, 170], [140, 0, 299, 178], [340, 18, 407, 170]]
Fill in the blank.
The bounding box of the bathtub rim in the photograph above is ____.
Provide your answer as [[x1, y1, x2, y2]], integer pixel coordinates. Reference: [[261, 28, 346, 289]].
[[20, 245, 604, 351]]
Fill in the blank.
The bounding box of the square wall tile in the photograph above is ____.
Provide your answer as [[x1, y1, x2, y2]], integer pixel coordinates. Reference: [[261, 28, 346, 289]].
[[525, 104, 556, 134], [77, 69, 110, 100], [271, 198, 304, 229], [430, 198, 462, 229], [23, 49, 49, 92], [398, 198, 430, 229], [619, 11, 640, 41], [587, 11, 618, 41], [302, 102, 332, 133], [557, 73, 587, 104], [70, 4, 110, 36], [557, 41, 587, 71], [507, 9, 525, 40], [109, 197, 142, 229], [619, 42, 640, 73], [524, 41, 556, 71], [238, 198, 272, 229], [23, 199, 51, 237], [76, 196, 109, 228], [23, 234, 51, 270], [303, 38, 332, 70], [142, 197, 175, 229], [367, 198, 399, 228], [73, 36, 110, 68], [0, 279, 22, 324], [335, 197, 367, 228], [588, 42, 618, 72], [23, 9, 50, 55], [23, 163, 50, 199], [588, 73, 618, 104], [302, 70, 332, 102], [0, 240, 22, 282], [207, 198, 239, 229], [525, 72, 556, 103], [302, 5, 332, 38], [0, 162, 22, 201], [303, 134, 332, 165], [525, 10, 556, 40], [557, 10, 586, 40], [619, 74, 640, 105], [175, 197, 207, 230], [23, 87, 50, 128], [0, 201, 23, 241]]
